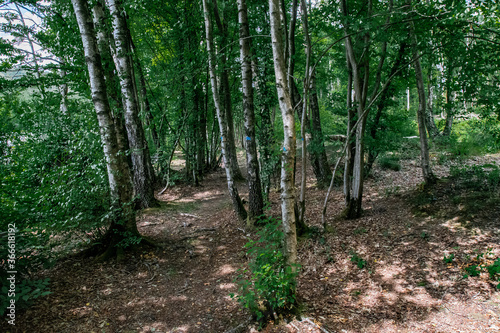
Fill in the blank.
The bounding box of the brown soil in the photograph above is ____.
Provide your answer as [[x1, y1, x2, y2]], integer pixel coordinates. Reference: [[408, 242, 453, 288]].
[[3, 155, 500, 333]]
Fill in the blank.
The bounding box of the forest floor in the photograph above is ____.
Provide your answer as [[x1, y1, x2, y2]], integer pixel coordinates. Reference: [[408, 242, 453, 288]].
[[3, 152, 500, 333]]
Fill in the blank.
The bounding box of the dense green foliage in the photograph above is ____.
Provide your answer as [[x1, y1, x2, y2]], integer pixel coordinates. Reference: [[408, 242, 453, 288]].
[[0, 0, 499, 323], [232, 216, 300, 322]]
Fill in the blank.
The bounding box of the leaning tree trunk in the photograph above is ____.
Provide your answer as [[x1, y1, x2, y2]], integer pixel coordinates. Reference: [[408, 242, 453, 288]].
[[71, 0, 138, 260], [238, 0, 264, 223], [134, 46, 160, 149], [409, 10, 436, 185], [212, 0, 244, 181], [203, 0, 247, 221], [300, 0, 330, 187], [269, 0, 298, 268], [105, 0, 158, 209], [341, 0, 371, 219], [92, 0, 130, 161]]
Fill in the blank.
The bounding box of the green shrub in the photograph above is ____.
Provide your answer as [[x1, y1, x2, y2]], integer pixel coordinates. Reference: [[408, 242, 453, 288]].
[[231, 216, 299, 323], [450, 163, 500, 192], [378, 155, 402, 171], [443, 254, 455, 263], [0, 277, 51, 316], [436, 117, 500, 159], [350, 251, 366, 269]]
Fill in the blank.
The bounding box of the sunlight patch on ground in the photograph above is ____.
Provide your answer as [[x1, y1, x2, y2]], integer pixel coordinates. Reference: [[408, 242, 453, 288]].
[[404, 292, 436, 307], [150, 324, 190, 333], [217, 264, 236, 276], [218, 283, 236, 290], [100, 287, 112, 295], [69, 306, 93, 318]]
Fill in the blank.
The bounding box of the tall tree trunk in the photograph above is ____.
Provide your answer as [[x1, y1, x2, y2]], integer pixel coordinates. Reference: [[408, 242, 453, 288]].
[[308, 75, 330, 185], [105, 0, 158, 209], [365, 42, 406, 175], [194, 84, 207, 178], [252, 53, 276, 201], [238, 0, 264, 223], [203, 0, 247, 221], [442, 66, 454, 137], [409, 8, 436, 185], [92, 0, 130, 167], [133, 46, 160, 149], [425, 66, 440, 137], [344, 60, 355, 207], [71, 0, 138, 261], [341, 0, 370, 219], [212, 0, 244, 181], [300, 0, 330, 187], [269, 0, 297, 268], [297, 0, 312, 232]]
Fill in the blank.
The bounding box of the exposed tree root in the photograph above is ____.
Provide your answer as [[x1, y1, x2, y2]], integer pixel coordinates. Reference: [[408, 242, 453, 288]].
[[69, 232, 160, 263]]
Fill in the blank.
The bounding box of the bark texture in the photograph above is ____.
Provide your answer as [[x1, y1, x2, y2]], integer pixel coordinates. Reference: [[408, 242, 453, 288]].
[[342, 1, 369, 219], [238, 0, 264, 223], [71, 0, 138, 257], [269, 0, 297, 268], [212, 0, 244, 181], [105, 0, 158, 209], [409, 5, 436, 185]]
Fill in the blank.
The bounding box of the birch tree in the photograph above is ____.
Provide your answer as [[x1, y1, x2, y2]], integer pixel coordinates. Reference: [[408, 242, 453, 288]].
[[105, 0, 158, 209], [71, 0, 139, 261], [211, 0, 244, 181], [203, 0, 247, 221], [269, 0, 297, 268], [238, 0, 264, 223]]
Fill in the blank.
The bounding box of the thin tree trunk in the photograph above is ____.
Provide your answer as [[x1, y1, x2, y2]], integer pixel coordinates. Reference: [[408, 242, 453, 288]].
[[341, 0, 370, 219], [58, 59, 69, 115], [344, 59, 354, 206], [297, 0, 312, 231], [300, 0, 330, 187], [425, 66, 440, 137], [308, 71, 331, 186], [195, 84, 207, 178], [365, 42, 406, 175], [212, 0, 244, 181], [238, 0, 264, 223], [71, 0, 138, 260], [133, 45, 160, 149], [269, 0, 297, 268], [252, 54, 276, 201], [203, 0, 247, 221], [92, 0, 130, 167], [105, 0, 158, 209], [442, 67, 454, 137], [409, 7, 436, 185]]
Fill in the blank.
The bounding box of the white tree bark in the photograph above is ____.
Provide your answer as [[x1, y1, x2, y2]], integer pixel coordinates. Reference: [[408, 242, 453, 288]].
[[71, 0, 137, 237], [202, 0, 247, 221], [238, 0, 264, 223], [269, 0, 297, 267], [105, 0, 157, 209]]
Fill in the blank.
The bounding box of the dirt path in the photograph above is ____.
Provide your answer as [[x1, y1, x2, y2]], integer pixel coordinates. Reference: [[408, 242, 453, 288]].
[[3, 157, 500, 332], [4, 169, 254, 332]]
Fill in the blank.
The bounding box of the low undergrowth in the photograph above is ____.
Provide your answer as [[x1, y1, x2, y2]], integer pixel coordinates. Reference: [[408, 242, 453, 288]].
[[231, 215, 300, 326]]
